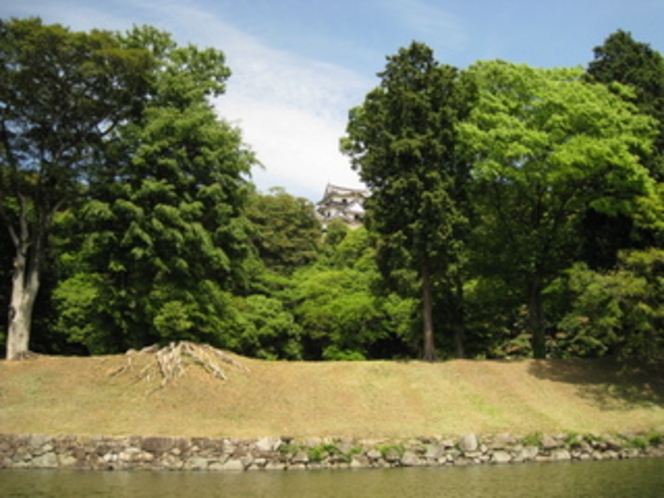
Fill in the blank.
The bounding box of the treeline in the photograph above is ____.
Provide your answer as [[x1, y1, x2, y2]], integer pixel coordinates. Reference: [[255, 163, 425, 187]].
[[1, 18, 663, 363]]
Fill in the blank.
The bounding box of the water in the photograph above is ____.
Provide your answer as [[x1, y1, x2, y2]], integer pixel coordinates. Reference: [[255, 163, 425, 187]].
[[1, 458, 662, 497]]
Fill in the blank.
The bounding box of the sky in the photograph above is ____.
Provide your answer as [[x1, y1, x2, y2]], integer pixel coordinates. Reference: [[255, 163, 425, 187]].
[[3, 0, 664, 201]]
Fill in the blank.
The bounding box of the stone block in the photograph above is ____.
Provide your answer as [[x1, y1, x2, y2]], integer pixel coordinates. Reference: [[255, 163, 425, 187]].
[[29, 434, 50, 449], [520, 446, 539, 461], [551, 449, 571, 461], [31, 452, 58, 468], [291, 451, 309, 464], [58, 454, 78, 467], [366, 449, 382, 461], [184, 456, 209, 470], [141, 437, 175, 454], [264, 461, 287, 471], [542, 435, 561, 450], [400, 451, 421, 467], [491, 451, 512, 464], [425, 444, 445, 460], [459, 434, 478, 452], [221, 458, 244, 471], [301, 437, 322, 448], [491, 433, 516, 449], [255, 437, 281, 453]]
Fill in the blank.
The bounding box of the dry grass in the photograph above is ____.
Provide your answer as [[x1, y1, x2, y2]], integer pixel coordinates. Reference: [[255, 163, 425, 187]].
[[1, 353, 663, 439]]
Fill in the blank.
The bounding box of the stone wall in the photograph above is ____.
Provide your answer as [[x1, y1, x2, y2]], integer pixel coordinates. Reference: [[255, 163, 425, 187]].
[[1, 432, 663, 471]]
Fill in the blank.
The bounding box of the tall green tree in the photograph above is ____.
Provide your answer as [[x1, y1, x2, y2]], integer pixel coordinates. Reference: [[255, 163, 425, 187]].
[[460, 61, 656, 358], [0, 18, 152, 359], [246, 187, 321, 276], [580, 30, 664, 268], [53, 26, 255, 354], [586, 30, 664, 178], [341, 42, 475, 360]]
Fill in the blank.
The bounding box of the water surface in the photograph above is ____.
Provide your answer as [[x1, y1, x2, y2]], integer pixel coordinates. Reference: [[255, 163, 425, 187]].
[[2, 458, 662, 497]]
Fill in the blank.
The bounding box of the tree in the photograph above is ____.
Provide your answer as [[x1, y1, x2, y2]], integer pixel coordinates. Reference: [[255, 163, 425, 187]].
[[586, 30, 664, 178], [341, 42, 475, 360], [558, 249, 664, 363], [0, 18, 152, 359], [53, 26, 256, 354], [460, 61, 656, 358], [290, 227, 416, 360], [246, 187, 321, 276], [0, 209, 13, 351], [579, 30, 664, 269], [230, 294, 304, 360]]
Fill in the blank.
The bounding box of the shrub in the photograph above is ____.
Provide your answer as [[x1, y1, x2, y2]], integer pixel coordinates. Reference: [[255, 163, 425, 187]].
[[522, 432, 543, 447], [564, 431, 581, 448], [646, 430, 662, 446], [378, 444, 405, 459], [278, 443, 299, 456], [307, 443, 340, 463]]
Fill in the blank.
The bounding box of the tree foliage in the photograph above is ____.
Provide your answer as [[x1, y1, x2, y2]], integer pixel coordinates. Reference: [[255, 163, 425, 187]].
[[0, 17, 152, 359], [246, 187, 321, 276], [586, 29, 664, 178], [290, 227, 416, 360], [558, 249, 664, 363], [460, 61, 656, 358], [341, 41, 475, 360], [577, 30, 664, 269], [53, 26, 255, 354], [4, 19, 663, 366]]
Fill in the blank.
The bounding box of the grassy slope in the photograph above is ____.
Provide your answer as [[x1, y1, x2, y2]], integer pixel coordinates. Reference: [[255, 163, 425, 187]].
[[0, 354, 663, 439]]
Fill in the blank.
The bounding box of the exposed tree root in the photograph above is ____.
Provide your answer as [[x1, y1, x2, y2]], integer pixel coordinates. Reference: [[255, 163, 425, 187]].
[[11, 351, 42, 361], [110, 341, 249, 392]]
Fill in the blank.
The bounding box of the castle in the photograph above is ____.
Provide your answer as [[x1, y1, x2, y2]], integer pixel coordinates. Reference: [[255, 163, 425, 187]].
[[315, 184, 370, 228]]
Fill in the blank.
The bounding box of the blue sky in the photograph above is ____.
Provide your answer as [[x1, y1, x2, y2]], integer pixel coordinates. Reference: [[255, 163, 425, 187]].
[[3, 0, 664, 200]]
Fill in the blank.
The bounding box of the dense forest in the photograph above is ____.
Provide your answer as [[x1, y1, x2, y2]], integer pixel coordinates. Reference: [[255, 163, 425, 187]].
[[1, 18, 663, 363]]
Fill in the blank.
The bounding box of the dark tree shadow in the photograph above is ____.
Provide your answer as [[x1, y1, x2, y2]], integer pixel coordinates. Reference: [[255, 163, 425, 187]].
[[527, 359, 664, 411]]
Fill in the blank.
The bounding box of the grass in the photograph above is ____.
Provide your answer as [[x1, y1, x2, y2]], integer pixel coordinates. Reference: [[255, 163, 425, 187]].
[[0, 354, 663, 439]]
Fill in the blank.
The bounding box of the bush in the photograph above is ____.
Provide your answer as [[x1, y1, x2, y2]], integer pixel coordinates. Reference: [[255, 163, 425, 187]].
[[522, 432, 543, 447], [378, 444, 405, 459], [307, 443, 340, 463]]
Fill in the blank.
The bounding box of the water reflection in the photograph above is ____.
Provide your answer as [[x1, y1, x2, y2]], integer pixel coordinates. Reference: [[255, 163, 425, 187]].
[[2, 458, 663, 497]]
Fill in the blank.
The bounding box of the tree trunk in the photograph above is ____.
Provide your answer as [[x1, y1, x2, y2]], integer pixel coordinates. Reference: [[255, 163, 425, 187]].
[[5, 215, 41, 360], [452, 277, 465, 359], [421, 257, 438, 362], [527, 276, 546, 359]]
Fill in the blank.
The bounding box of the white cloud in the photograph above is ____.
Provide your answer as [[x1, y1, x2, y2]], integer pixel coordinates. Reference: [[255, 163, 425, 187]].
[[8, 0, 372, 201], [219, 47, 370, 199], [229, 100, 362, 199], [146, 1, 373, 200]]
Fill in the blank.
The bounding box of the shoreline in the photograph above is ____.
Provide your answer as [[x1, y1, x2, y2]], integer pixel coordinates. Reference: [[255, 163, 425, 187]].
[[2, 430, 663, 472]]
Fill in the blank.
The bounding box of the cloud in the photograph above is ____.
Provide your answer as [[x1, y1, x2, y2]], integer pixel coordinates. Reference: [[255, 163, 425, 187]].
[[132, 0, 372, 199], [228, 99, 363, 199], [7, 0, 371, 201], [211, 45, 364, 199], [217, 44, 371, 199]]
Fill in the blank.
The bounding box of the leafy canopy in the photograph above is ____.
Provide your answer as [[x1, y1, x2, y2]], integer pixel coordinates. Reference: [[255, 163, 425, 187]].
[[460, 60, 657, 357], [53, 26, 256, 353]]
